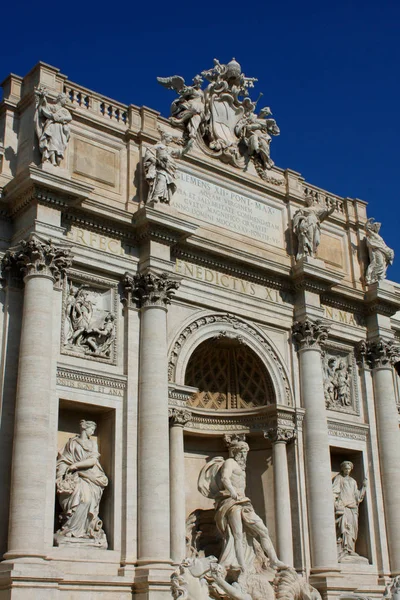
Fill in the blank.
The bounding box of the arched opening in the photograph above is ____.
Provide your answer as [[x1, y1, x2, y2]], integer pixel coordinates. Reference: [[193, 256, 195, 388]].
[[184, 337, 275, 410]]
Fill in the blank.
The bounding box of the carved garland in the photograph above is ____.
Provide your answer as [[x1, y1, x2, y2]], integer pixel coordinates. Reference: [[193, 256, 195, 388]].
[[168, 313, 292, 405]]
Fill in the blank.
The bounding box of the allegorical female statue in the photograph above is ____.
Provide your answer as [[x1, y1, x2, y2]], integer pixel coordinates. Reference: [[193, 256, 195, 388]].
[[293, 193, 336, 261], [365, 218, 394, 284], [55, 420, 108, 548], [34, 86, 72, 166], [332, 461, 368, 563]]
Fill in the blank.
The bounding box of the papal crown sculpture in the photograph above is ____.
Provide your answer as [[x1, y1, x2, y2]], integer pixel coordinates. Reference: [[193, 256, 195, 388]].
[[158, 58, 280, 180]]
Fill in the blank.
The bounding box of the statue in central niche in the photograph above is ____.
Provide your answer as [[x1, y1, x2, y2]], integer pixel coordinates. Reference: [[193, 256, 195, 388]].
[[172, 434, 322, 600], [198, 434, 285, 573]]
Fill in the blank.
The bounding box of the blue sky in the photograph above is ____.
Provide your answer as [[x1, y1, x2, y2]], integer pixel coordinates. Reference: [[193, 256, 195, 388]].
[[2, 0, 399, 282]]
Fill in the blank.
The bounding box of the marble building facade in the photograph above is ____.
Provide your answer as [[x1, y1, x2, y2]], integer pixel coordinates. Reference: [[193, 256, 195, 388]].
[[0, 59, 399, 600]]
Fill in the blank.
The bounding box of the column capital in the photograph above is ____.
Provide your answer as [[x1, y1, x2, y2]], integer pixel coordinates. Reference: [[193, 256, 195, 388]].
[[264, 426, 297, 444], [356, 338, 400, 369], [169, 408, 192, 427], [292, 318, 329, 350], [2, 236, 73, 283], [124, 270, 180, 308]]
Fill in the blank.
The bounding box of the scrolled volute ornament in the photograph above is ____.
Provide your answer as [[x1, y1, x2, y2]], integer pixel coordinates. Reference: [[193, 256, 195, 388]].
[[356, 338, 400, 369], [3, 237, 73, 282], [292, 319, 330, 350], [133, 271, 180, 308], [264, 426, 297, 444], [169, 408, 192, 427]]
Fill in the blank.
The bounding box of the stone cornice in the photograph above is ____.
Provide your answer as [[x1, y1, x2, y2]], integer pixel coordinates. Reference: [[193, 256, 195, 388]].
[[292, 318, 330, 350], [356, 338, 400, 369], [291, 256, 344, 294], [173, 247, 292, 292], [133, 205, 198, 247], [364, 281, 400, 318], [2, 165, 94, 217]]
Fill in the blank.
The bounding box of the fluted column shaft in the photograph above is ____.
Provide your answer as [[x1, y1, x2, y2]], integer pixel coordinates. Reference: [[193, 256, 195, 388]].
[[361, 339, 400, 574], [3, 238, 72, 558], [293, 320, 338, 571], [133, 271, 180, 564], [169, 409, 191, 564], [266, 427, 295, 566]]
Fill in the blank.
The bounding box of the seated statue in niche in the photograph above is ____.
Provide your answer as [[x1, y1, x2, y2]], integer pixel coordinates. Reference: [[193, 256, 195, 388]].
[[332, 460, 368, 563], [55, 419, 108, 548], [34, 86, 72, 167]]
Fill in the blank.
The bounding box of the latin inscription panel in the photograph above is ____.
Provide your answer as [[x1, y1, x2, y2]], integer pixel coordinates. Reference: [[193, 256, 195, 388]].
[[174, 171, 284, 247]]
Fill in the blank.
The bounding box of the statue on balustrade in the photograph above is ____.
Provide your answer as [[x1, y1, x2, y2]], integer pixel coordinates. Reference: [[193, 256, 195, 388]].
[[144, 131, 188, 204], [34, 86, 72, 166], [293, 192, 336, 260], [332, 460, 368, 563], [365, 218, 394, 284], [55, 419, 108, 548]]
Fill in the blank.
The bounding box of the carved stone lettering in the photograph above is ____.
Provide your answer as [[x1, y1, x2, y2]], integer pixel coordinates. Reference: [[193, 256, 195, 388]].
[[173, 172, 284, 247]]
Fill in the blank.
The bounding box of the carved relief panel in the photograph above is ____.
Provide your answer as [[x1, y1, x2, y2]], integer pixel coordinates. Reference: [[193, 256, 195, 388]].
[[61, 273, 118, 364], [322, 345, 359, 414]]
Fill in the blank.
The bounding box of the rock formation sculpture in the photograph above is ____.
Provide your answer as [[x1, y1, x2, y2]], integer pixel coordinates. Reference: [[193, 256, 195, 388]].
[[293, 191, 336, 260], [332, 461, 368, 563], [34, 86, 72, 166], [365, 218, 394, 284], [158, 58, 279, 179], [55, 419, 108, 548]]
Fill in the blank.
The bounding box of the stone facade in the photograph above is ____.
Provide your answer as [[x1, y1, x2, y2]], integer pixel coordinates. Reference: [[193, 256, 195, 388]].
[[0, 60, 400, 600]]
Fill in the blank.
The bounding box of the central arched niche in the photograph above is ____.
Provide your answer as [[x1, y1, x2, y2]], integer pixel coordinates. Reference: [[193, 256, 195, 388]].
[[185, 337, 275, 410]]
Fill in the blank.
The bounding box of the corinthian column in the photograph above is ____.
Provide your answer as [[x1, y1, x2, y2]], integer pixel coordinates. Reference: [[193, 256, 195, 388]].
[[292, 319, 338, 572], [133, 271, 180, 565], [169, 408, 191, 564], [358, 339, 400, 574], [3, 237, 72, 559], [265, 426, 296, 566]]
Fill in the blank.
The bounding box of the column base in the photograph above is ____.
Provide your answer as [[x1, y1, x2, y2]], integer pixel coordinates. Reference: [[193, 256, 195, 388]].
[[134, 564, 174, 600], [0, 557, 62, 599]]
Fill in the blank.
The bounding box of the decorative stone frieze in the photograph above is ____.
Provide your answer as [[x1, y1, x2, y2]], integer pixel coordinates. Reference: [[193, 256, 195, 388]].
[[2, 237, 73, 281], [129, 271, 180, 308], [169, 408, 192, 427], [356, 338, 400, 369], [265, 426, 297, 444], [292, 319, 329, 350]]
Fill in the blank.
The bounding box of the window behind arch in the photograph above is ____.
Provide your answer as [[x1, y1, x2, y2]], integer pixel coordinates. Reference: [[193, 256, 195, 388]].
[[185, 338, 275, 410]]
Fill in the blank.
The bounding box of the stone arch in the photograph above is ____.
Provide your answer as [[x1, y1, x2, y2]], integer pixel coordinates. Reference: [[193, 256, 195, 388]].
[[168, 312, 293, 406]]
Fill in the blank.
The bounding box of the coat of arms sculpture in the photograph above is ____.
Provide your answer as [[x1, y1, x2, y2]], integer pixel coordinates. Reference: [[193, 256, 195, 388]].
[[158, 58, 280, 180]]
